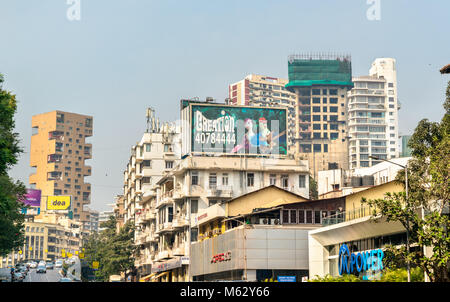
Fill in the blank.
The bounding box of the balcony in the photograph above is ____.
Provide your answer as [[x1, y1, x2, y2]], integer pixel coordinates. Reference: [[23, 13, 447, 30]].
[[84, 144, 92, 159], [173, 245, 185, 256], [206, 186, 233, 198], [172, 216, 189, 228], [156, 190, 173, 208], [157, 222, 174, 234], [158, 249, 173, 260]]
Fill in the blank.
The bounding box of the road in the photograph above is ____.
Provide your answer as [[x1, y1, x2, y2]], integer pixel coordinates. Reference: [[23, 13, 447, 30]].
[[23, 267, 63, 282]]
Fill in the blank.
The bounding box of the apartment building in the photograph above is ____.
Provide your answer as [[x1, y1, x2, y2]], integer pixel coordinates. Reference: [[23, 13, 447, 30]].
[[135, 155, 310, 281], [0, 216, 83, 267], [369, 58, 400, 160], [113, 195, 126, 233], [228, 75, 297, 150], [348, 58, 400, 169], [286, 53, 354, 179], [122, 121, 181, 226], [29, 111, 93, 227]]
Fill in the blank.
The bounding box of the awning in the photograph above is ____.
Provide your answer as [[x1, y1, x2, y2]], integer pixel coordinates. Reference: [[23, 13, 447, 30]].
[[139, 272, 156, 282], [151, 271, 170, 282]]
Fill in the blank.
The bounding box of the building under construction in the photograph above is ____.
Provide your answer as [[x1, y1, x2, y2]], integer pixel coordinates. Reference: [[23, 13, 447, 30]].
[[286, 53, 354, 179]]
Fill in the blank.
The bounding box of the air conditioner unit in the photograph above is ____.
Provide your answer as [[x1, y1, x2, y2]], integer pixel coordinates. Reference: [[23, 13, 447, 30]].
[[271, 219, 280, 225], [259, 218, 270, 225]]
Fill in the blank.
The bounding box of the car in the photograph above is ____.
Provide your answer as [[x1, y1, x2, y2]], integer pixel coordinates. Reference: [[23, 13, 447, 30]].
[[46, 262, 54, 270], [59, 277, 72, 282], [13, 271, 24, 282], [30, 262, 38, 269], [55, 260, 63, 268], [36, 264, 46, 274]]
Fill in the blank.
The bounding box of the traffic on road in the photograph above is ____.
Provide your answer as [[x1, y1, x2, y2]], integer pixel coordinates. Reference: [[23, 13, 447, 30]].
[[1, 257, 81, 283]]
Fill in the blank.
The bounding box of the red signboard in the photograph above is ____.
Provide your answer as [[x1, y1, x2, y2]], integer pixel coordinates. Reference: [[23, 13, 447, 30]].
[[211, 251, 231, 264]]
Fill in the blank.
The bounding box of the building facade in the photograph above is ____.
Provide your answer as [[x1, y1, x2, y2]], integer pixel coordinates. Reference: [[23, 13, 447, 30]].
[[228, 74, 297, 150], [29, 111, 93, 227], [135, 155, 310, 281], [286, 53, 354, 179], [0, 216, 83, 267], [348, 58, 400, 170]]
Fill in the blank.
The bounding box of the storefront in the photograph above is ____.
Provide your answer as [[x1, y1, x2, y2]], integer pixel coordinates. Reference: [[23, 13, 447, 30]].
[[150, 256, 190, 282], [190, 224, 312, 281]]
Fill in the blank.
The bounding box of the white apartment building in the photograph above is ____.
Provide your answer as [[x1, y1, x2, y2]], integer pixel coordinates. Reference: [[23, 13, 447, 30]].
[[348, 58, 400, 170], [122, 121, 181, 225], [228, 74, 297, 150], [135, 155, 310, 281]]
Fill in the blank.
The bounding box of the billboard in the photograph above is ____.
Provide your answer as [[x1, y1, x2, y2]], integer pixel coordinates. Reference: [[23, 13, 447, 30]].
[[188, 104, 287, 155], [21, 189, 42, 207], [47, 196, 71, 210]]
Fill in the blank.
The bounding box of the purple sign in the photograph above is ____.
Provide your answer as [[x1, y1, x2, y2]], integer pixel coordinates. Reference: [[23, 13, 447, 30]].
[[21, 189, 42, 207]]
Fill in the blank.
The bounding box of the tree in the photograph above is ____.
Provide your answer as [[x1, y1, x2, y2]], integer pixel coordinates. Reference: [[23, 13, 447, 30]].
[[362, 81, 450, 282], [0, 73, 26, 257], [309, 175, 318, 200], [82, 216, 137, 281]]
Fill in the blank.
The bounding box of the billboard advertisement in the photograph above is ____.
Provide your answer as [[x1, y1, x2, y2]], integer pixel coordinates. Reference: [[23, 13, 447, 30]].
[[20, 189, 42, 207], [190, 104, 287, 155], [47, 196, 71, 210]]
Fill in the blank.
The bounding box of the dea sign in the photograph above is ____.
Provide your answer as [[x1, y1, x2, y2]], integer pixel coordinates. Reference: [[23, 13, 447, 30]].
[[338, 244, 384, 275]]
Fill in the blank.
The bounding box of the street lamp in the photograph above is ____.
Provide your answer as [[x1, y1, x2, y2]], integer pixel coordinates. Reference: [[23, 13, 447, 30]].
[[369, 155, 411, 282]]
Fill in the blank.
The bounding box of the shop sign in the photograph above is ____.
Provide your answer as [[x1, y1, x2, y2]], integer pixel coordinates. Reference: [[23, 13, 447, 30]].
[[211, 251, 231, 264], [277, 276, 296, 282], [338, 244, 384, 275]]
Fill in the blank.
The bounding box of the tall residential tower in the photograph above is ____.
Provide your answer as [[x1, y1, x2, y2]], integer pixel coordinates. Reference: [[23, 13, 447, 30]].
[[29, 111, 93, 228]]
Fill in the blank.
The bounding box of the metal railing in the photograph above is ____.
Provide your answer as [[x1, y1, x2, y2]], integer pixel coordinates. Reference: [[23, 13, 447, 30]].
[[322, 205, 377, 226]]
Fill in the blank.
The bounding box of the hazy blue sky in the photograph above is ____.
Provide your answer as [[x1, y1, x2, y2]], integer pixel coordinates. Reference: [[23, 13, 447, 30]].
[[1, 0, 449, 212]]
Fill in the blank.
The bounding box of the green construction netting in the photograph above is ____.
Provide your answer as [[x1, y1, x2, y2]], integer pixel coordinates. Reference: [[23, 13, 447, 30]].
[[287, 59, 353, 88]]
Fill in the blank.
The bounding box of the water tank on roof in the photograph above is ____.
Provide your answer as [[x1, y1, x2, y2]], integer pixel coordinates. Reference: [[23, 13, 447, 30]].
[[351, 176, 362, 187], [362, 175, 375, 186]]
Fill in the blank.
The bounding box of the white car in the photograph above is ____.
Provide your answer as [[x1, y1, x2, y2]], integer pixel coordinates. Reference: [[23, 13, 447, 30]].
[[30, 262, 38, 269], [55, 260, 63, 268], [36, 264, 47, 274]]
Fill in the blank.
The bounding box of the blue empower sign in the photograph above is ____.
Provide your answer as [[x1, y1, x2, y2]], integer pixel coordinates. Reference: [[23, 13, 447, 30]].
[[338, 244, 384, 275]]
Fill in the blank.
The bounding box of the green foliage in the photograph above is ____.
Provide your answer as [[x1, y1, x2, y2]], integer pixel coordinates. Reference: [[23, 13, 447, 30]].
[[82, 216, 137, 282], [362, 81, 450, 282], [309, 175, 318, 200], [309, 274, 361, 282], [378, 267, 424, 282], [0, 73, 26, 257]]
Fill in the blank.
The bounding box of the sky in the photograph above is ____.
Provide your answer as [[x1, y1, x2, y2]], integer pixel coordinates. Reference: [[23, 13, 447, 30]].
[[1, 0, 449, 212]]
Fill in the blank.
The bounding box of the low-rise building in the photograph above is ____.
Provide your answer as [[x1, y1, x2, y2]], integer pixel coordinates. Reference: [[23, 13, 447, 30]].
[[136, 155, 310, 281]]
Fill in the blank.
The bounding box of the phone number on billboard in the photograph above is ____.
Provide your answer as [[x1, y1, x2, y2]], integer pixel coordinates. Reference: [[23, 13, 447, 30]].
[[195, 132, 236, 145]]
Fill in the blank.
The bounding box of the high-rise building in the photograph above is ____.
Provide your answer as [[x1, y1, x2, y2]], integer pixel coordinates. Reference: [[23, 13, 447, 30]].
[[228, 74, 297, 150], [369, 58, 400, 160], [122, 115, 181, 226], [29, 111, 93, 227], [348, 58, 400, 170], [286, 53, 354, 179]]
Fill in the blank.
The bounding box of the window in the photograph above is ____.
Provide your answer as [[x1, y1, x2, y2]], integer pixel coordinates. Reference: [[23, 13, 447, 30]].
[[299, 175, 306, 188], [330, 98, 338, 104], [142, 160, 151, 167], [208, 173, 217, 188], [322, 98, 327, 104], [312, 89, 321, 95], [165, 161, 173, 169], [191, 200, 198, 214], [306, 210, 313, 223], [191, 171, 198, 185], [323, 144, 328, 152], [313, 115, 321, 121], [290, 210, 297, 224], [270, 174, 277, 185], [299, 210, 305, 223], [330, 106, 338, 112], [314, 211, 321, 224], [313, 106, 320, 112], [281, 175, 289, 188], [222, 173, 229, 186], [282, 210, 289, 223], [313, 124, 321, 130], [313, 144, 322, 152], [329, 89, 337, 95], [247, 173, 254, 187], [323, 89, 328, 95], [313, 97, 321, 104], [145, 144, 151, 152]]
